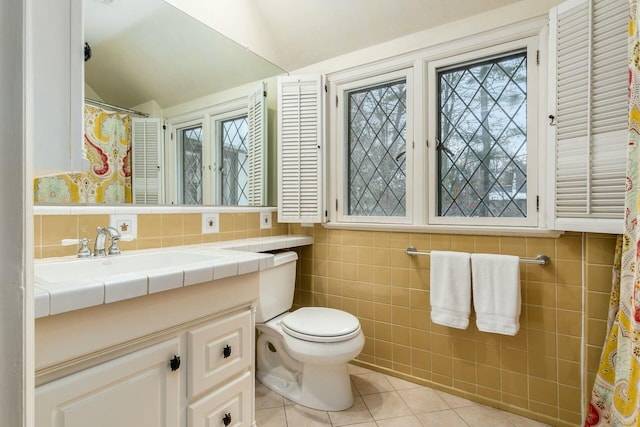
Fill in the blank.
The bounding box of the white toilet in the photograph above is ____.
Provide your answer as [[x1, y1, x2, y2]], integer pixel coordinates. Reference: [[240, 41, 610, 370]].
[[255, 251, 365, 411]]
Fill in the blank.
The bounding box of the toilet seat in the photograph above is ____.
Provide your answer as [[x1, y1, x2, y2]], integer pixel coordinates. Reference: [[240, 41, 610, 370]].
[[281, 307, 361, 343]]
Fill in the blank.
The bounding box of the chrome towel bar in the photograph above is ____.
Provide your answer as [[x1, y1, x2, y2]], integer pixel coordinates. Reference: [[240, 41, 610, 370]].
[[405, 246, 551, 266]]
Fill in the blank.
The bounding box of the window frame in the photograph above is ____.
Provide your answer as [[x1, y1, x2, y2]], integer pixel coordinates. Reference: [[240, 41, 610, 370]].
[[427, 37, 540, 227], [171, 118, 208, 205], [324, 26, 545, 232], [212, 110, 250, 206], [334, 68, 415, 224], [166, 97, 248, 206]]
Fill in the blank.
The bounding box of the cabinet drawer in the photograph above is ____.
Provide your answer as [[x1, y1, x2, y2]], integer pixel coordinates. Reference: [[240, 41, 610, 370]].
[[187, 370, 252, 427], [187, 309, 252, 398]]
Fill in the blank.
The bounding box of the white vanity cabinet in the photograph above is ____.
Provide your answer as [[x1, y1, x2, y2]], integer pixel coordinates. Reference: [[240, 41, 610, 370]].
[[35, 273, 259, 427], [35, 338, 181, 427], [186, 310, 253, 427]]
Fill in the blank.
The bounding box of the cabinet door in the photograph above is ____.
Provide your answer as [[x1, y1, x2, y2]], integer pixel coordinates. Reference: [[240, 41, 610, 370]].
[[32, 0, 84, 175], [36, 338, 181, 427], [187, 309, 252, 399]]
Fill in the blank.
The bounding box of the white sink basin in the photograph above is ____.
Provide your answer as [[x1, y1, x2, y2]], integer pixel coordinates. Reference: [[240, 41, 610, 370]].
[[33, 244, 275, 318], [35, 250, 218, 283]]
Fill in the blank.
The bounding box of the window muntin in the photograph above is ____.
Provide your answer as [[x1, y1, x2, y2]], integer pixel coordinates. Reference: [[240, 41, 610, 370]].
[[437, 50, 528, 218], [347, 79, 407, 216], [220, 115, 249, 206], [179, 125, 203, 205]]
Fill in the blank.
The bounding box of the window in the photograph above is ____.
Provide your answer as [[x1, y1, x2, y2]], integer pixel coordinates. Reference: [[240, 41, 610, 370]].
[[173, 115, 249, 206], [437, 50, 528, 218], [335, 69, 413, 224], [428, 39, 538, 227], [219, 115, 249, 206], [166, 86, 267, 206], [323, 36, 539, 229], [348, 80, 407, 216], [178, 125, 203, 205]]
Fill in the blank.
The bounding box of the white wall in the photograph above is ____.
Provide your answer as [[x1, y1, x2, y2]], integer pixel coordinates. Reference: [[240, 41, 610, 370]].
[[164, 0, 286, 70], [0, 0, 32, 426], [131, 99, 164, 118], [84, 82, 103, 101]]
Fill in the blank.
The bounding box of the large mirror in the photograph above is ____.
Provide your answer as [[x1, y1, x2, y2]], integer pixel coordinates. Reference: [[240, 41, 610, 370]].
[[34, 0, 284, 207]]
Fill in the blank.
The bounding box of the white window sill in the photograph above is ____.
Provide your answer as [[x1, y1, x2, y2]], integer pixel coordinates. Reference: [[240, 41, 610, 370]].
[[322, 221, 564, 238]]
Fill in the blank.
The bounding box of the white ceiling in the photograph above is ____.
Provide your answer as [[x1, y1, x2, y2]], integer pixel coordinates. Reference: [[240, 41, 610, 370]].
[[84, 0, 283, 108], [250, 0, 524, 71], [84, 0, 526, 109]]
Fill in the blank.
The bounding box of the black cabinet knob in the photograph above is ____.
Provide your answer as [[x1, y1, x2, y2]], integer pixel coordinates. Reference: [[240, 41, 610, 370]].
[[170, 355, 181, 371], [222, 412, 232, 426], [223, 345, 232, 358]]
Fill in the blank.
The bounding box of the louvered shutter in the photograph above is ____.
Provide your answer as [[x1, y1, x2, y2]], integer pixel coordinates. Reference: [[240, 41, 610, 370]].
[[132, 118, 164, 204], [277, 75, 325, 223], [551, 0, 627, 233], [247, 82, 267, 206]]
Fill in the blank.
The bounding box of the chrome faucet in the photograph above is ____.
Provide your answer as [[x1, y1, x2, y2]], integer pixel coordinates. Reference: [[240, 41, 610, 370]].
[[94, 226, 121, 257]]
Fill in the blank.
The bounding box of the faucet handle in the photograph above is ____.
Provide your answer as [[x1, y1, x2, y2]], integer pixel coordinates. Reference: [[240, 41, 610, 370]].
[[108, 236, 121, 256], [61, 238, 92, 258]]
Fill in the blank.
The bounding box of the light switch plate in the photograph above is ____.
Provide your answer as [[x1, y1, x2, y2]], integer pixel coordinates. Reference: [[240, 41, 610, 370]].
[[260, 212, 272, 229], [202, 213, 220, 234], [110, 214, 137, 240]]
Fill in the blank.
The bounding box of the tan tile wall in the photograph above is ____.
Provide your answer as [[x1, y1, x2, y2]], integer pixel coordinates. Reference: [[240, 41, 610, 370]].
[[34, 212, 616, 426], [584, 234, 618, 410], [289, 225, 615, 427], [34, 211, 287, 258]]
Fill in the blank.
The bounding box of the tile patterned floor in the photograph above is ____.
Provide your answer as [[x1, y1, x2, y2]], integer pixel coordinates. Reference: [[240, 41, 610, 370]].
[[255, 364, 550, 427]]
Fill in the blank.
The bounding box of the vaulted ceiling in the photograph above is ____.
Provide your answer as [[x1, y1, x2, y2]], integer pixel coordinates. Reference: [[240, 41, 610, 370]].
[[84, 0, 537, 109], [248, 0, 524, 71]]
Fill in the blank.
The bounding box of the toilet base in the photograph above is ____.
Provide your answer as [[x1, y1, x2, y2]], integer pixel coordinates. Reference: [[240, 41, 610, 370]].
[[256, 312, 364, 411], [257, 362, 355, 411]]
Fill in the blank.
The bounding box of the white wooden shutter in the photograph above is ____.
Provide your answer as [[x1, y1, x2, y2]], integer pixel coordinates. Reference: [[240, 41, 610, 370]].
[[247, 82, 267, 206], [551, 0, 627, 233], [132, 118, 164, 204], [277, 75, 325, 223]]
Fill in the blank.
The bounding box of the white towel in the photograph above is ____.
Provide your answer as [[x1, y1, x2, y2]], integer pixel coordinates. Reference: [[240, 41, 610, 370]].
[[471, 253, 521, 336], [429, 251, 471, 329]]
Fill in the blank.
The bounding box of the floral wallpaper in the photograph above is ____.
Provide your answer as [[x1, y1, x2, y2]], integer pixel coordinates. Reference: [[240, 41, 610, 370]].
[[34, 104, 132, 204]]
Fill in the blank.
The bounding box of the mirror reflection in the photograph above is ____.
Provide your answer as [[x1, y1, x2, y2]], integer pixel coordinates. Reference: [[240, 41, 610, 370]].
[[33, 0, 284, 207]]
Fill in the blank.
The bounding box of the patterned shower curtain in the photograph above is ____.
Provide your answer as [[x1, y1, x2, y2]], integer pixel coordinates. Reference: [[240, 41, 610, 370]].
[[83, 104, 132, 203], [585, 1, 640, 425], [34, 104, 132, 203]]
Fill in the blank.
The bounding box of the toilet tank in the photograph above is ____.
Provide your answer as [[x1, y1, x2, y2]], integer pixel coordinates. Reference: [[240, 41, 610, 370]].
[[255, 251, 298, 323]]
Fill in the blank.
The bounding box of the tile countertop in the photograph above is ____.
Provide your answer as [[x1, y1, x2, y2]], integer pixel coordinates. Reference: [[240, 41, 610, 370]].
[[34, 235, 313, 319]]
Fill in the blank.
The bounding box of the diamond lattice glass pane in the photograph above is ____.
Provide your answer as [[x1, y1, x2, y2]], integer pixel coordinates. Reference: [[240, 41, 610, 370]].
[[438, 51, 527, 218], [347, 79, 407, 216], [181, 126, 202, 205], [221, 116, 248, 205]]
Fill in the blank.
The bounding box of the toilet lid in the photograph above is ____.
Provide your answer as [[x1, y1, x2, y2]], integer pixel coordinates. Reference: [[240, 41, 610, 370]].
[[281, 307, 361, 343]]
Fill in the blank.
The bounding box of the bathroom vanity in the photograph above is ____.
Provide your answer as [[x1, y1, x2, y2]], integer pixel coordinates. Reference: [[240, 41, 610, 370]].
[[34, 236, 312, 427]]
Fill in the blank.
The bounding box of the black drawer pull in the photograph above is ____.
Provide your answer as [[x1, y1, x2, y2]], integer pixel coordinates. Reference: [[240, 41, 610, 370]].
[[223, 412, 232, 426], [169, 355, 181, 371], [223, 345, 232, 358]]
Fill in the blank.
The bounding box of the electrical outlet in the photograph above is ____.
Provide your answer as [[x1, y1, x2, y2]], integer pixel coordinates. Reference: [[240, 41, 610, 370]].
[[260, 212, 272, 229], [202, 213, 220, 234], [110, 214, 137, 240]]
